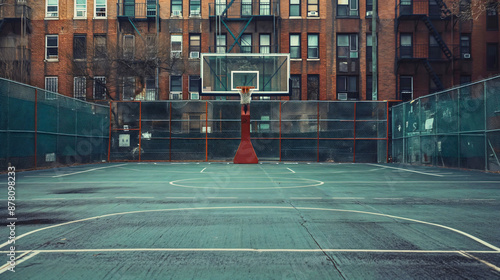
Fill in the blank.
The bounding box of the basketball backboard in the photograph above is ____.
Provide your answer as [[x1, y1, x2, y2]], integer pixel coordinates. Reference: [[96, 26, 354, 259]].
[[200, 53, 290, 96]]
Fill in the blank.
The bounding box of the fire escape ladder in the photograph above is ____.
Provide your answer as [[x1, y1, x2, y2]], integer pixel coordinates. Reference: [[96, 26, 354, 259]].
[[423, 60, 444, 91], [222, 0, 236, 17], [435, 0, 452, 17], [422, 17, 452, 61]]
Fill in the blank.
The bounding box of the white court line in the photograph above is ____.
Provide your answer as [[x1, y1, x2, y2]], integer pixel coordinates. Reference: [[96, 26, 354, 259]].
[[290, 197, 323, 200], [332, 197, 365, 200], [2, 206, 499, 253], [115, 197, 155, 199], [375, 198, 404, 200], [52, 164, 127, 178], [0, 249, 499, 254], [366, 164, 445, 177], [206, 197, 238, 199], [0, 251, 39, 274], [459, 251, 500, 272], [200, 167, 207, 173], [286, 168, 296, 174], [31, 198, 66, 201], [165, 197, 197, 199]]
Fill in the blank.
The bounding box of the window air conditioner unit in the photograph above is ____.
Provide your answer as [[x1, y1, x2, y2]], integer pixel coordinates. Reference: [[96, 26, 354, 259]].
[[190, 10, 200, 16], [172, 10, 181, 17], [366, 11, 373, 17], [463, 53, 471, 59], [190, 92, 200, 100], [338, 93, 348, 101], [307, 11, 318, 17], [170, 92, 182, 100], [171, 52, 181, 58], [189, 51, 200, 58]]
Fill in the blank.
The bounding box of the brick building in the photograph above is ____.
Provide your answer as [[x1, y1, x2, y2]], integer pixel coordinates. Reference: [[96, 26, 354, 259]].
[[1, 0, 499, 101]]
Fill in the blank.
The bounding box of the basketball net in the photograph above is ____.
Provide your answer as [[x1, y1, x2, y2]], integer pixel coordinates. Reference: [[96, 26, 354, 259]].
[[237, 86, 254, 105]]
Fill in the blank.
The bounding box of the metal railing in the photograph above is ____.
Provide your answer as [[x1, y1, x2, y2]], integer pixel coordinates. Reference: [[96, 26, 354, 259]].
[[397, 0, 448, 18], [208, 1, 280, 18], [0, 1, 31, 19], [397, 44, 456, 61], [117, 1, 158, 18]]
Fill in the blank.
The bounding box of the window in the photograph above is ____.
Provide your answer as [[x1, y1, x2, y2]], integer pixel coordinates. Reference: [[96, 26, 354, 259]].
[[240, 34, 252, 53], [290, 75, 301, 100], [260, 0, 270, 15], [260, 34, 271, 53], [93, 76, 106, 100], [337, 0, 358, 17], [145, 77, 157, 100], [429, 35, 441, 60], [307, 74, 319, 100], [460, 34, 471, 58], [366, 0, 373, 15], [337, 34, 357, 58], [307, 0, 318, 15], [172, 0, 183, 16], [487, 2, 499, 30], [307, 34, 319, 58], [189, 34, 201, 58], [366, 75, 372, 100], [400, 33, 413, 58], [190, 0, 201, 16], [146, 35, 157, 57], [95, 0, 106, 18], [171, 35, 182, 58], [45, 35, 58, 60], [46, 0, 58, 18], [94, 35, 106, 59], [75, 0, 87, 18], [400, 0, 412, 15], [74, 77, 86, 100], [123, 35, 135, 59], [171, 76, 183, 92], [73, 35, 87, 60], [290, 0, 300, 16], [122, 77, 135, 100], [189, 75, 200, 92], [242, 0, 252, 16], [216, 0, 226, 15], [429, 0, 440, 17], [400, 76, 413, 101], [290, 34, 301, 58], [487, 43, 499, 70], [366, 34, 373, 62], [337, 75, 358, 100], [45, 77, 58, 93], [216, 34, 226, 53]]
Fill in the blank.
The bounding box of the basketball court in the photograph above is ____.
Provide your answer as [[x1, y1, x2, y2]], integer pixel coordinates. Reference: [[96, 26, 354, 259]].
[[1, 162, 500, 279]]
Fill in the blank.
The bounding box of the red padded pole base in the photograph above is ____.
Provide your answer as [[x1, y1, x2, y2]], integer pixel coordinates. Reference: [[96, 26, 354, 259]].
[[233, 105, 259, 164]]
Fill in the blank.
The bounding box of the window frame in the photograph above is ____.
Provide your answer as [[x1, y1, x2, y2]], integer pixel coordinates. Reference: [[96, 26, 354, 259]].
[[170, 75, 183, 92], [486, 2, 499, 31], [337, 0, 358, 17], [486, 43, 499, 71], [172, 0, 183, 16], [290, 0, 301, 16], [460, 34, 471, 58], [93, 76, 106, 100], [46, 0, 59, 18], [240, 34, 252, 53], [189, 75, 200, 93], [307, 74, 319, 100], [190, 0, 201, 16], [290, 74, 301, 100], [171, 34, 183, 58], [290, 34, 301, 59], [123, 35, 135, 59], [216, 34, 227, 53], [189, 34, 201, 57], [307, 34, 319, 59], [45, 76, 58, 93], [73, 34, 87, 61], [74, 0, 87, 19], [45, 35, 59, 61], [94, 34, 107, 60], [307, 0, 318, 15], [259, 34, 271, 54], [94, 0, 107, 18], [74, 76, 87, 100], [337, 34, 358, 59], [400, 76, 413, 101]]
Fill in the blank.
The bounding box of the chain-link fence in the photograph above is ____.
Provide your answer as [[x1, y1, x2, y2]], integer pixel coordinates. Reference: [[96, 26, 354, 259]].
[[0, 78, 109, 170], [109, 100, 389, 163], [392, 75, 500, 171]]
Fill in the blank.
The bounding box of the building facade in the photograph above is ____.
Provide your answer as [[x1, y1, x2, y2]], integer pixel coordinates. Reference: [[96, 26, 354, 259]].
[[1, 0, 499, 101]]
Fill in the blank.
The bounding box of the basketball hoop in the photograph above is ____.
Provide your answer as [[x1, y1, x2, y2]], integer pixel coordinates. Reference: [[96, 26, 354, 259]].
[[237, 86, 254, 105]]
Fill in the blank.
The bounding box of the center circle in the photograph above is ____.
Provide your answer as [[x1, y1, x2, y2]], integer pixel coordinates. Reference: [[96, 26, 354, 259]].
[[169, 177, 324, 189]]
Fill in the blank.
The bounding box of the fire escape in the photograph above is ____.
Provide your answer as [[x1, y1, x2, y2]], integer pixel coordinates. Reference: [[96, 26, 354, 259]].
[[396, 0, 456, 97], [0, 0, 31, 83], [208, 0, 281, 53], [116, 0, 160, 100]]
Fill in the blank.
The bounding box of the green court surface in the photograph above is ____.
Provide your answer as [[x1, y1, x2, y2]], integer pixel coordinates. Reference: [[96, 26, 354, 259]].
[[1, 163, 500, 279]]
